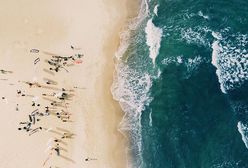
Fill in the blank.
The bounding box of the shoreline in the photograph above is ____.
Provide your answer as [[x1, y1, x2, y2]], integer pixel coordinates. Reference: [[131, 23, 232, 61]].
[[102, 0, 142, 165], [0, 0, 140, 168], [93, 0, 141, 167]]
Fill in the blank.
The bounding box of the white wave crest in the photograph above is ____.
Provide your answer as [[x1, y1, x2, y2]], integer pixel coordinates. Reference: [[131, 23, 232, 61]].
[[198, 11, 210, 20], [211, 40, 226, 93], [145, 19, 163, 65], [211, 41, 220, 67], [149, 110, 153, 127], [237, 121, 248, 149], [211, 32, 248, 93], [153, 5, 159, 16]]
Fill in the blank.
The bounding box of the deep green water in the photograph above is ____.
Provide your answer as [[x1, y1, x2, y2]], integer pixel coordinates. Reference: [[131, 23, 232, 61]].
[[112, 0, 248, 167]]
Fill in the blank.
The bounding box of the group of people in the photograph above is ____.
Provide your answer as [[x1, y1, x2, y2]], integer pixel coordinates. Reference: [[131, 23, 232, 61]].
[[47, 53, 83, 72], [0, 47, 97, 167], [17, 86, 73, 136], [15, 48, 84, 167], [43, 129, 75, 167]]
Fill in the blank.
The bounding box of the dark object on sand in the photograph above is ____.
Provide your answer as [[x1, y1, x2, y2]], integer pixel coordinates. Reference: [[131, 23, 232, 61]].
[[0, 69, 12, 74], [16, 104, 19, 111], [84, 157, 97, 161], [34, 57, 40, 65], [54, 147, 60, 156], [30, 49, 39, 53]]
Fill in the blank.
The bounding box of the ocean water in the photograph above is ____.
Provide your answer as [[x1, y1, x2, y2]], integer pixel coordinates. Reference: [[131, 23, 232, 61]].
[[111, 0, 248, 167]]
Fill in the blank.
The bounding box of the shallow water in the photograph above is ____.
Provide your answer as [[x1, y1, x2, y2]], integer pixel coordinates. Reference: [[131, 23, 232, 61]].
[[112, 0, 248, 167]]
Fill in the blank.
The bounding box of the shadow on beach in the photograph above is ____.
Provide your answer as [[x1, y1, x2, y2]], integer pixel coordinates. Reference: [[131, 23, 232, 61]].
[[43, 68, 55, 76], [60, 155, 76, 164]]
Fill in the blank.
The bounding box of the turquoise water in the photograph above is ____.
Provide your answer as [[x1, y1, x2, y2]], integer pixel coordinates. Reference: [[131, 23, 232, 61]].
[[112, 0, 248, 167]]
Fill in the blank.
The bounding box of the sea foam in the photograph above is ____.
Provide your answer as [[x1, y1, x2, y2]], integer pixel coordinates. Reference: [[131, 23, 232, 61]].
[[237, 121, 248, 149], [112, 0, 152, 167], [153, 5, 159, 16], [111, 63, 153, 168], [149, 110, 153, 127], [115, 0, 149, 61], [198, 11, 210, 20], [211, 31, 248, 94], [145, 18, 163, 65], [161, 55, 206, 78], [181, 27, 211, 47], [211, 40, 226, 93]]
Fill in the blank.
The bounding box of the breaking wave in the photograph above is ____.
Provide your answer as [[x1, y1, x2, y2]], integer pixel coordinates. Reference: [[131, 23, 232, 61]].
[[198, 11, 210, 20], [153, 4, 159, 16], [111, 62, 153, 167], [237, 121, 248, 149], [111, 0, 155, 167], [145, 18, 163, 65], [211, 31, 248, 94]]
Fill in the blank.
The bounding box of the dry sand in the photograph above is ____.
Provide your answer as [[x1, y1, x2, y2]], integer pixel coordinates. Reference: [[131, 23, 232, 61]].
[[0, 0, 139, 168]]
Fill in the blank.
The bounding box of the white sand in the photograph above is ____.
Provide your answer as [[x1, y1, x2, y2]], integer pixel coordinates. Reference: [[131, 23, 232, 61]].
[[0, 0, 139, 167]]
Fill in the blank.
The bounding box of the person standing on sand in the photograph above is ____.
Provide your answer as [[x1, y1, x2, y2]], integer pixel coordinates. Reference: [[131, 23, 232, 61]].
[[16, 104, 19, 111], [0, 69, 12, 74], [84, 157, 97, 161], [54, 146, 60, 156]]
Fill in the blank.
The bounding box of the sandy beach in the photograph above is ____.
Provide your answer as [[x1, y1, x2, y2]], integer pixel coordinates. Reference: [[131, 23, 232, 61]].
[[0, 0, 139, 168]]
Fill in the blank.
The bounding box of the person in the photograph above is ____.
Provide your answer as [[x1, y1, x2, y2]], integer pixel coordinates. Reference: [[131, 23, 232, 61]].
[[35, 83, 42, 88], [28, 82, 33, 87], [0, 69, 6, 74], [45, 106, 50, 115], [24, 82, 41, 88], [0, 69, 11, 74], [61, 132, 73, 139], [61, 93, 67, 97], [54, 145, 60, 156], [84, 157, 97, 161], [30, 49, 39, 53], [54, 139, 60, 143], [55, 67, 59, 72], [77, 54, 83, 58], [16, 104, 19, 111]]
